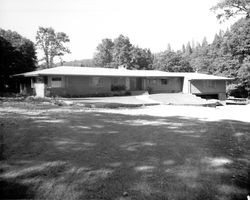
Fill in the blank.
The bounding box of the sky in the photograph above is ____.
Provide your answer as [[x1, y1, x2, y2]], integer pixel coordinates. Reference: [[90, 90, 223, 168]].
[[0, 0, 236, 62]]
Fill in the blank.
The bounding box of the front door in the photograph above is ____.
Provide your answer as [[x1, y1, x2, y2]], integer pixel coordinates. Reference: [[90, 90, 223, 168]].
[[136, 78, 142, 90], [130, 78, 143, 90]]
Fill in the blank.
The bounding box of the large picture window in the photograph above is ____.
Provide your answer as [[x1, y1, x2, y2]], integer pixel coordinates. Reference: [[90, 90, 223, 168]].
[[51, 77, 62, 88], [148, 79, 157, 84], [161, 79, 168, 85]]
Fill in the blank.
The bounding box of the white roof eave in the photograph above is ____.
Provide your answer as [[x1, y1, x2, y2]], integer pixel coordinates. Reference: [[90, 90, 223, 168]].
[[13, 66, 233, 80]]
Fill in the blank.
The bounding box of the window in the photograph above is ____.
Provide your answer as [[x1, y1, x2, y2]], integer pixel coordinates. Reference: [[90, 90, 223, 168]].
[[51, 77, 62, 88], [52, 77, 61, 81], [149, 79, 157, 84], [161, 79, 168, 85], [92, 77, 104, 87]]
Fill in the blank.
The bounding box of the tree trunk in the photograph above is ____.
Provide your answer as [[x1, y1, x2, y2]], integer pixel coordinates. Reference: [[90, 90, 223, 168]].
[[45, 52, 49, 68], [49, 56, 54, 68]]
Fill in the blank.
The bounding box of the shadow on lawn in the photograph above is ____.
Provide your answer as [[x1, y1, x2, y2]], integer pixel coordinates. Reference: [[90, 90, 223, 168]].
[[0, 179, 34, 199], [0, 109, 249, 200]]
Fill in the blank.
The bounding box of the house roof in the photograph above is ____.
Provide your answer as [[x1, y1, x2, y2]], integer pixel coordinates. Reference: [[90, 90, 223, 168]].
[[15, 66, 233, 80]]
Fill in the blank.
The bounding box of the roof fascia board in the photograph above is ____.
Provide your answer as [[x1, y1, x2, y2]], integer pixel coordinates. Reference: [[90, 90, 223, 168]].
[[32, 73, 184, 78], [189, 78, 234, 80]]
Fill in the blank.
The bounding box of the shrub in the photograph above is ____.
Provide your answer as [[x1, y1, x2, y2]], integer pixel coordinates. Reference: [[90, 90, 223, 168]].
[[226, 84, 248, 98], [111, 85, 126, 91], [147, 87, 153, 94]]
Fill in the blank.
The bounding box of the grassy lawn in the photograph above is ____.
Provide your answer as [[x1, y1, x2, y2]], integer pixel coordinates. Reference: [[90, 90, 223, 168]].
[[0, 101, 249, 200]]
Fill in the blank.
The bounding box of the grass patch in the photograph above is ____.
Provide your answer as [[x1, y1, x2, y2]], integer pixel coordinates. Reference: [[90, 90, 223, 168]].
[[0, 102, 249, 199]]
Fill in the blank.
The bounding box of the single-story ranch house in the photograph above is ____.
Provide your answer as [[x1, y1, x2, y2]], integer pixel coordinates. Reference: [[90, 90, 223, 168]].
[[16, 66, 232, 100]]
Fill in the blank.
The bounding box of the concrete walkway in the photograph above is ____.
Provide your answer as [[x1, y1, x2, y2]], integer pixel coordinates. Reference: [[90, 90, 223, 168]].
[[135, 95, 161, 104], [60, 93, 220, 107], [61, 96, 152, 105]]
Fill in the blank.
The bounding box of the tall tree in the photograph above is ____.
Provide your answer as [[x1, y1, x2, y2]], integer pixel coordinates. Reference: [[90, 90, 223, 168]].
[[211, 0, 250, 21], [203, 17, 250, 96], [130, 47, 153, 70], [182, 44, 186, 53], [94, 35, 154, 69], [226, 18, 250, 61], [185, 42, 193, 55], [153, 51, 193, 72], [36, 27, 70, 68], [0, 29, 37, 92], [226, 18, 250, 96], [112, 35, 133, 67], [202, 37, 208, 47], [94, 38, 114, 67], [238, 56, 250, 95], [167, 43, 172, 52]]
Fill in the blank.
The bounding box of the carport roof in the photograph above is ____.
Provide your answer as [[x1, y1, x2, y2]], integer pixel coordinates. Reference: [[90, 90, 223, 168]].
[[178, 72, 234, 80], [15, 66, 233, 80]]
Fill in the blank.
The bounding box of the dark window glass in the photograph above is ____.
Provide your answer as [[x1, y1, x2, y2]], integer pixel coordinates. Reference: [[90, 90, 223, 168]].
[[52, 77, 62, 81], [161, 79, 168, 85]]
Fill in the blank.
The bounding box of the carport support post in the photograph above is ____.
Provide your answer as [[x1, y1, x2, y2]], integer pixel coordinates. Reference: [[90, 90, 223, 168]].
[[218, 93, 226, 100], [182, 78, 190, 93]]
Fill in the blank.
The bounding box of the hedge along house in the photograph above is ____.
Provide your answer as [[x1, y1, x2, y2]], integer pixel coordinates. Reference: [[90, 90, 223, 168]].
[[15, 65, 232, 100]]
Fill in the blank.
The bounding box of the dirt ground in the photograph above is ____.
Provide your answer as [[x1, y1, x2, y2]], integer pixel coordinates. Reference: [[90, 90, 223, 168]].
[[0, 101, 249, 200]]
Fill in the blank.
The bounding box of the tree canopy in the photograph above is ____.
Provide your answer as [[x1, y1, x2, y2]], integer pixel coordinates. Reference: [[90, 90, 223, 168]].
[[211, 0, 250, 21], [112, 35, 133, 67], [130, 47, 153, 70], [153, 51, 193, 72], [0, 29, 37, 92], [94, 35, 153, 69], [94, 38, 114, 67], [36, 27, 70, 68], [174, 18, 250, 97]]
